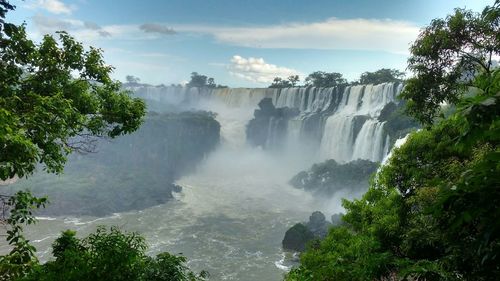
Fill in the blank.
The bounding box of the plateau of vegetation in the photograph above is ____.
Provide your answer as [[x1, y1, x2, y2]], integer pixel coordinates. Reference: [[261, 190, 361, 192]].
[[5, 111, 220, 216]]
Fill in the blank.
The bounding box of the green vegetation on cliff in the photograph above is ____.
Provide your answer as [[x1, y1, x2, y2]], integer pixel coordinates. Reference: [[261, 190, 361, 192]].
[[286, 2, 500, 280], [289, 159, 378, 196], [5, 111, 220, 216], [379, 101, 420, 145]]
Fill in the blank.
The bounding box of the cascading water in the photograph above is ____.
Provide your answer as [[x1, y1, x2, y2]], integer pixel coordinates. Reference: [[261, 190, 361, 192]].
[[319, 83, 400, 162], [351, 119, 388, 162], [132, 82, 402, 163]]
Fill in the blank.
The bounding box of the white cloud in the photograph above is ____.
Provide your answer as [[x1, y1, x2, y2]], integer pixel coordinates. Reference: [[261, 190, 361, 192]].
[[139, 23, 176, 35], [29, 16, 419, 55], [31, 14, 114, 39], [29, 0, 74, 15], [175, 18, 420, 54], [32, 13, 82, 32], [228, 55, 299, 83]]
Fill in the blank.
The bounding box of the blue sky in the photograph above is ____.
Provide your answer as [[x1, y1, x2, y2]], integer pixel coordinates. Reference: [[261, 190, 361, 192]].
[[7, 0, 492, 87]]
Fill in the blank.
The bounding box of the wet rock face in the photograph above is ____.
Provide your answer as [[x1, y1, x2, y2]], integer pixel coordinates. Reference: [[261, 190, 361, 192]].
[[282, 223, 315, 252], [246, 98, 299, 149]]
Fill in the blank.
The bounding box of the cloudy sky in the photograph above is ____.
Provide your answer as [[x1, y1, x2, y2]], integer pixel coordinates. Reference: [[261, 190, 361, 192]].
[[7, 0, 491, 87]]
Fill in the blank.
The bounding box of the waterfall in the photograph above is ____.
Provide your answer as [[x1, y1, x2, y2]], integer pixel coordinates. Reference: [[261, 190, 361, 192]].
[[351, 119, 387, 162], [319, 116, 357, 163], [129, 82, 402, 163], [318, 83, 399, 163]]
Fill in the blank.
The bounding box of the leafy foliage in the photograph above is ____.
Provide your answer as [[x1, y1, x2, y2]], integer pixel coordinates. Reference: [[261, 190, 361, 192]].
[[125, 75, 141, 85], [287, 87, 499, 280], [0, 15, 146, 180], [401, 0, 500, 125], [1, 5, 209, 281], [21, 227, 208, 281], [358, 68, 405, 85], [304, 71, 347, 88], [0, 192, 47, 280], [268, 75, 300, 88]]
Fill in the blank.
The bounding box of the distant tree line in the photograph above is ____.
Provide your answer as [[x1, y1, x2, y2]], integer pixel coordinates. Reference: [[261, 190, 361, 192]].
[[126, 68, 405, 89], [123, 72, 228, 88], [268, 68, 406, 88]]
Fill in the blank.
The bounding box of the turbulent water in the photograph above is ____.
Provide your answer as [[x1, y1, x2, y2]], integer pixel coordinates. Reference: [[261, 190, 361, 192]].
[[21, 146, 330, 281], [8, 83, 402, 280]]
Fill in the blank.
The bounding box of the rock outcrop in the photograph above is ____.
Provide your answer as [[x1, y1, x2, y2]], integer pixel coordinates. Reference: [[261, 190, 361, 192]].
[[289, 159, 378, 196], [246, 98, 299, 149], [282, 211, 334, 252]]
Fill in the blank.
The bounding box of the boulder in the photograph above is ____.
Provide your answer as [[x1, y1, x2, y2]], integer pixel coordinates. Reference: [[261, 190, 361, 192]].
[[282, 223, 314, 252], [282, 211, 333, 252]]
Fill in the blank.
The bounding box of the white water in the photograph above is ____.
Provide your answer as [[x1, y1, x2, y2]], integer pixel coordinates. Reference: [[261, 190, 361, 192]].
[[319, 83, 400, 162], [12, 89, 344, 281], [351, 119, 388, 162]]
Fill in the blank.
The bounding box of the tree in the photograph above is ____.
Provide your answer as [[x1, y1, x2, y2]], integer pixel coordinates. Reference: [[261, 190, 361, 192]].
[[304, 71, 347, 88], [186, 72, 208, 88], [207, 77, 215, 87], [358, 68, 405, 84], [268, 75, 300, 88], [288, 75, 300, 87], [0, 1, 145, 278], [268, 77, 291, 88], [0, 192, 47, 280], [0, 15, 146, 180], [22, 227, 208, 281], [125, 75, 141, 84], [401, 0, 500, 125], [185, 72, 226, 88]]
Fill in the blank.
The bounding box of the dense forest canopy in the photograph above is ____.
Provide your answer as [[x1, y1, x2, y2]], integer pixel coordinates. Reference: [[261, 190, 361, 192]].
[[268, 69, 405, 88], [359, 69, 405, 85]]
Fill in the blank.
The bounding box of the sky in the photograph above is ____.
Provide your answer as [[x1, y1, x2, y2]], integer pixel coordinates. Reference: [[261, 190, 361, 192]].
[[6, 0, 492, 87]]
